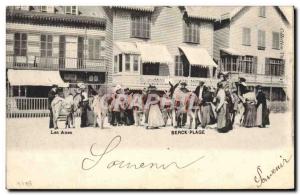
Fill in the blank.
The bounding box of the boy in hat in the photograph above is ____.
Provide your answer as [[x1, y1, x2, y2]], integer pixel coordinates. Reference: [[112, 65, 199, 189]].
[[48, 84, 58, 129]]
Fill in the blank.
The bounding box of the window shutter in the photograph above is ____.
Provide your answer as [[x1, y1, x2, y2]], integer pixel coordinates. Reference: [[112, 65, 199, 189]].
[[265, 58, 270, 75], [253, 56, 257, 74], [281, 59, 285, 76]]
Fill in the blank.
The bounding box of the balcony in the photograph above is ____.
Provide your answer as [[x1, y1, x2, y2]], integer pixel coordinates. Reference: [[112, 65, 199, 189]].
[[112, 74, 218, 90], [229, 72, 286, 87], [113, 73, 286, 90], [6, 55, 107, 72]]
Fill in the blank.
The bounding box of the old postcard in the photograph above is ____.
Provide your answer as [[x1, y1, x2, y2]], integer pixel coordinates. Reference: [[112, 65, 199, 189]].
[[6, 5, 294, 189]]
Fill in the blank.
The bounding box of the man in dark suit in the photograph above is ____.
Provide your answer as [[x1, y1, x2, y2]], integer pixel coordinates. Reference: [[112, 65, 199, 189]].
[[48, 84, 58, 129], [193, 81, 208, 128]]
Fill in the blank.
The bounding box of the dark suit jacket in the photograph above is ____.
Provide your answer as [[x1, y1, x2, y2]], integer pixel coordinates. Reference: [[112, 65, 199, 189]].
[[193, 85, 208, 99]]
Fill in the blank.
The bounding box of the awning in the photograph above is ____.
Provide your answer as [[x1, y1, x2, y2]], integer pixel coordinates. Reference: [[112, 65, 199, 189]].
[[179, 46, 217, 67], [114, 41, 140, 55], [7, 69, 68, 87], [136, 42, 173, 64], [220, 47, 244, 56]]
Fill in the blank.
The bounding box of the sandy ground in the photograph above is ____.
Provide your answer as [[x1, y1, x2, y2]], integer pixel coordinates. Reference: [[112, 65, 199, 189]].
[[6, 112, 294, 189]]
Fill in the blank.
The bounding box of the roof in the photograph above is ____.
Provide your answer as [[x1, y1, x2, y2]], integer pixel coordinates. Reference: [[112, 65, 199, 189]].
[[6, 7, 106, 28], [7, 69, 68, 87], [179, 46, 217, 68], [184, 6, 227, 21], [114, 41, 140, 55], [220, 47, 244, 56], [112, 6, 155, 12], [136, 42, 173, 64]]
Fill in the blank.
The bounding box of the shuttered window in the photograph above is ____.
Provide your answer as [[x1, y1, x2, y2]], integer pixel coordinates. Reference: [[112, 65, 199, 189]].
[[88, 39, 101, 60], [258, 30, 266, 50], [14, 33, 27, 56], [258, 7, 266, 17], [40, 6, 47, 12], [125, 54, 130, 71], [265, 58, 284, 76], [133, 55, 139, 72], [272, 32, 280, 49], [175, 56, 184, 76], [131, 15, 150, 39], [65, 6, 77, 15], [40, 34, 52, 57], [114, 55, 119, 73], [184, 21, 199, 44], [242, 28, 251, 46]]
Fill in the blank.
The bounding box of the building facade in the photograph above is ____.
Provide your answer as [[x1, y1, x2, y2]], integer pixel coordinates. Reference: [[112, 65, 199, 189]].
[[111, 6, 218, 90], [6, 6, 111, 99], [213, 6, 290, 102]]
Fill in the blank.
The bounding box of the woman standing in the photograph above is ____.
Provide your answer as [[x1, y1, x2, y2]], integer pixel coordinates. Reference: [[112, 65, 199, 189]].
[[242, 92, 257, 128], [146, 85, 164, 129], [200, 87, 216, 128], [215, 82, 232, 133], [256, 85, 270, 128]]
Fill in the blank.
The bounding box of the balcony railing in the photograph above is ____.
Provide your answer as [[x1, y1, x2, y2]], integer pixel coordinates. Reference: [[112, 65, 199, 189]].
[[113, 74, 218, 90], [113, 73, 286, 90], [6, 55, 107, 72]]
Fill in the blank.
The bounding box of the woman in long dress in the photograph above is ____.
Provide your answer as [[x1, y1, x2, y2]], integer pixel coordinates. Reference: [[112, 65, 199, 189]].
[[146, 86, 164, 129], [256, 85, 270, 128], [215, 82, 232, 133], [200, 87, 216, 128], [242, 92, 257, 127]]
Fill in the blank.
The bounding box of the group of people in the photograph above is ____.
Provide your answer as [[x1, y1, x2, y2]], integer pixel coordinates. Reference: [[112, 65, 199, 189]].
[[48, 72, 270, 133]]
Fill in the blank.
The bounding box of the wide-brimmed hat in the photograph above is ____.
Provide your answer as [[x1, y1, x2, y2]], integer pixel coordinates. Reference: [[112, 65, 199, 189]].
[[180, 82, 187, 86], [218, 71, 229, 79], [256, 85, 263, 90], [239, 77, 246, 82], [148, 85, 157, 90], [52, 84, 58, 88], [77, 83, 86, 89]]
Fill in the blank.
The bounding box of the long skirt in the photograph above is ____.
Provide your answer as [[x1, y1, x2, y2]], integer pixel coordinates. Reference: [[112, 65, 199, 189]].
[[200, 103, 216, 128], [147, 104, 164, 128], [256, 104, 270, 127], [243, 103, 257, 127], [217, 104, 232, 133]]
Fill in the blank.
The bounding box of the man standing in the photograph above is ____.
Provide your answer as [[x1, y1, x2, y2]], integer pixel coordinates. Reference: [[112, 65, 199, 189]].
[[176, 82, 189, 127], [48, 84, 58, 129], [193, 81, 207, 128]]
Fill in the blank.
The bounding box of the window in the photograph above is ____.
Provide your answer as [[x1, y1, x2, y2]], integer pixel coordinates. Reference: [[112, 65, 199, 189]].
[[40, 6, 47, 12], [242, 28, 251, 46], [14, 33, 27, 56], [265, 58, 284, 76], [258, 7, 266, 17], [175, 56, 183, 76], [221, 55, 257, 74], [40, 34, 52, 57], [133, 55, 139, 72], [88, 39, 101, 60], [59, 35, 66, 67], [119, 54, 123, 72], [65, 6, 77, 15], [131, 15, 150, 39], [257, 30, 266, 50], [114, 55, 119, 73], [125, 54, 130, 71], [272, 32, 280, 49], [184, 21, 199, 44], [14, 6, 29, 11]]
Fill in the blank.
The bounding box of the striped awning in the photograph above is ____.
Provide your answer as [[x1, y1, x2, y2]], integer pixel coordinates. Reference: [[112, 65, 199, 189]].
[[7, 69, 68, 87], [114, 41, 140, 55], [220, 48, 244, 56], [179, 46, 217, 67], [136, 42, 173, 64]]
